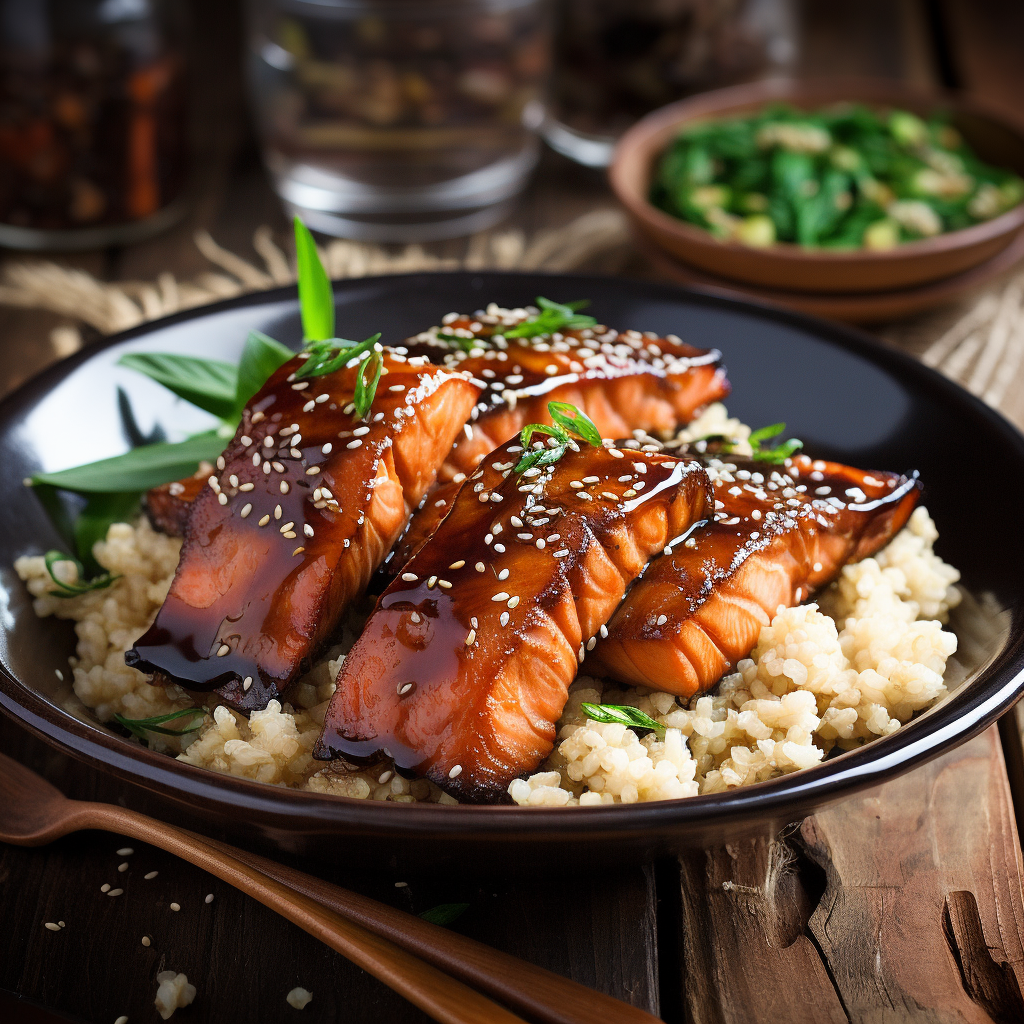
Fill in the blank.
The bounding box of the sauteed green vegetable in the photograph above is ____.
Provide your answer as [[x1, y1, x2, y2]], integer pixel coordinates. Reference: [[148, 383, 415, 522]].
[[651, 103, 1024, 250]]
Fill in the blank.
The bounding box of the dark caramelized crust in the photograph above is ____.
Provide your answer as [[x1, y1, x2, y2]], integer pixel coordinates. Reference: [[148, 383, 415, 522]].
[[590, 453, 921, 697], [126, 352, 480, 711], [314, 437, 713, 803], [404, 305, 731, 483], [144, 464, 214, 536]]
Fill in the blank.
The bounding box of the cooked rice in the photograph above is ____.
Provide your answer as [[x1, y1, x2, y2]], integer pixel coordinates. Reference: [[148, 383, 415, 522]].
[[15, 437, 962, 806]]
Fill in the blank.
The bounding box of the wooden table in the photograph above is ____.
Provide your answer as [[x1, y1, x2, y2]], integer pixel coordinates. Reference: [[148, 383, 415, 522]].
[[3, 2, 1024, 1021]]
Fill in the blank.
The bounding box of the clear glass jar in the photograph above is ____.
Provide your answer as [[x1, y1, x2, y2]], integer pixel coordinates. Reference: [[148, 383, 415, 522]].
[[543, 0, 797, 167], [0, 0, 191, 250], [247, 0, 552, 241]]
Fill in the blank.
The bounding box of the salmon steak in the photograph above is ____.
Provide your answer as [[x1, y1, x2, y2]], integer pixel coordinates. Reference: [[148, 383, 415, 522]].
[[126, 350, 480, 711], [589, 452, 921, 698], [144, 463, 215, 536], [314, 434, 713, 802], [379, 303, 731, 573]]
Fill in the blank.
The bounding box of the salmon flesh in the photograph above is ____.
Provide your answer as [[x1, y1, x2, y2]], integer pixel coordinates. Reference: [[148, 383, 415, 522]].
[[314, 436, 713, 802], [589, 452, 921, 697], [126, 352, 480, 711]]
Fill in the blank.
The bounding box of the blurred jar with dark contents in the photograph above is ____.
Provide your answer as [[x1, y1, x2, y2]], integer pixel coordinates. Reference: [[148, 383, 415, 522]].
[[0, 0, 190, 250], [544, 0, 796, 167], [247, 0, 552, 241]]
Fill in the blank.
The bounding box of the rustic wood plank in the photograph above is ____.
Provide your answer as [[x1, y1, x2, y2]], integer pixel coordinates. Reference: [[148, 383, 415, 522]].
[[672, 728, 1024, 1024]]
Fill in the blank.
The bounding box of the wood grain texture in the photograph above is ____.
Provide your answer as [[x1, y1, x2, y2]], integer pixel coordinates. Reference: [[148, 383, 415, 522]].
[[673, 728, 1024, 1024]]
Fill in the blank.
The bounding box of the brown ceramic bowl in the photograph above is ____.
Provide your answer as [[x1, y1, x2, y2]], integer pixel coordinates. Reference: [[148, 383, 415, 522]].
[[609, 78, 1024, 295], [2, 273, 1024, 875]]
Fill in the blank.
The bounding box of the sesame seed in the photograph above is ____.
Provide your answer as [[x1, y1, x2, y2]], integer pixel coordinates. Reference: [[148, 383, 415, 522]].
[[427, 575, 438, 588], [813, 562, 823, 572], [465, 628, 476, 645], [274, 505, 282, 519], [494, 543, 505, 553], [217, 644, 230, 657], [280, 481, 290, 494], [303, 400, 315, 412], [498, 568, 509, 581], [144, 871, 158, 880], [449, 765, 463, 779], [240, 503, 252, 518], [55, 669, 63, 681], [283, 531, 297, 540], [216, 456, 226, 470], [536, 539, 546, 550], [398, 683, 414, 695], [553, 549, 569, 558], [507, 596, 519, 608], [346, 440, 362, 450], [251, 411, 265, 423], [239, 482, 254, 491], [118, 862, 129, 873], [438, 579, 452, 589], [101, 884, 111, 892], [243, 676, 254, 691], [258, 514, 270, 526], [475, 562, 485, 572], [656, 615, 668, 626], [264, 436, 274, 448], [401, 573, 418, 582], [291, 381, 309, 390], [449, 560, 465, 569], [500, 611, 510, 627], [587, 637, 596, 651], [240, 436, 252, 446], [492, 592, 509, 602], [583, 476, 599, 484], [205, 894, 214, 904], [44, 922, 61, 932], [141, 936, 151, 946], [170, 903, 180, 912], [279, 521, 294, 533], [217, 493, 228, 505], [609, 449, 623, 458], [600, 624, 608, 638], [108, 888, 123, 897]]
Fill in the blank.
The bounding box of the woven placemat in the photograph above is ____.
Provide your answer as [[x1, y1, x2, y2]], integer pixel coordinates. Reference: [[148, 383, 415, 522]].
[[1, 209, 1021, 415]]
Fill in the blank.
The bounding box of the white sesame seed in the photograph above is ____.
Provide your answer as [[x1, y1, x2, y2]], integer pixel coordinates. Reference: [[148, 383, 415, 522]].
[[813, 562, 823, 572], [449, 560, 465, 569], [240, 503, 252, 518], [258, 514, 270, 526], [291, 381, 309, 390], [553, 549, 569, 558], [587, 637, 596, 651], [108, 888, 123, 897], [600, 624, 608, 638], [101, 883, 111, 892], [497, 568, 509, 581], [274, 505, 282, 519], [44, 922, 61, 932], [170, 902, 180, 911], [144, 871, 158, 880], [656, 615, 668, 626], [492, 592, 509, 602], [205, 894, 214, 904], [494, 543, 505, 553], [217, 493, 228, 505], [239, 482, 254, 491], [500, 611, 510, 627], [507, 596, 519, 608], [240, 436, 252, 446], [448, 765, 463, 779], [303, 400, 315, 412], [465, 628, 477, 645], [217, 644, 230, 657], [141, 936, 151, 946], [263, 436, 274, 448], [303, 524, 314, 537], [346, 440, 362, 450], [427, 575, 438, 588], [280, 481, 290, 494], [398, 683, 414, 695], [118, 862, 129, 873]]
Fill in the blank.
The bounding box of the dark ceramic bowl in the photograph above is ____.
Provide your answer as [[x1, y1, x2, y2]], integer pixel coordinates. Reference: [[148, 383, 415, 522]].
[[1, 273, 1023, 874], [609, 79, 1024, 295]]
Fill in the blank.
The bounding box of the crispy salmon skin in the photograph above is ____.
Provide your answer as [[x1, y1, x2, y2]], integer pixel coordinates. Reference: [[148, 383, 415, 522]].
[[126, 350, 480, 711], [314, 436, 713, 802], [590, 452, 921, 697]]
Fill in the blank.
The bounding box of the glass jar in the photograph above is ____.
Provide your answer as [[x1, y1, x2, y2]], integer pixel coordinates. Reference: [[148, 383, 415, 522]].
[[0, 0, 191, 250], [543, 0, 797, 167], [246, 0, 552, 241]]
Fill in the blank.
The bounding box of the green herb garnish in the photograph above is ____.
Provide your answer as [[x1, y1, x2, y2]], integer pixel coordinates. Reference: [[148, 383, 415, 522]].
[[514, 401, 602, 474], [294, 216, 335, 343], [293, 332, 382, 381], [436, 332, 478, 353], [353, 349, 384, 418], [503, 297, 597, 339], [43, 550, 119, 598], [114, 707, 207, 739], [746, 422, 803, 464], [418, 903, 470, 926], [580, 703, 666, 735]]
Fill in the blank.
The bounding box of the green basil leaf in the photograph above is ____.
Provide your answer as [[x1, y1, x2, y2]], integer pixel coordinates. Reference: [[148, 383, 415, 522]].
[[548, 401, 602, 448], [294, 216, 335, 343], [236, 330, 294, 411], [352, 349, 384, 419], [418, 903, 470, 926], [580, 702, 666, 734], [31, 430, 226, 493], [114, 707, 207, 738], [117, 353, 239, 420], [75, 491, 141, 573]]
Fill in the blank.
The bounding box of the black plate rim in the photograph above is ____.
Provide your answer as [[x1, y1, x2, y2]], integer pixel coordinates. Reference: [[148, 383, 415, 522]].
[[2, 270, 1023, 836]]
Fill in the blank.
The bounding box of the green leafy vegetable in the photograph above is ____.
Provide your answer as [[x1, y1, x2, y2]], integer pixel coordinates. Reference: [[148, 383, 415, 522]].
[[294, 333, 381, 381], [580, 703, 665, 734], [503, 297, 597, 339], [43, 550, 119, 598], [117, 352, 240, 420], [114, 707, 207, 739], [514, 401, 603, 474], [294, 216, 335, 342], [74, 492, 141, 574], [747, 422, 803, 464], [418, 903, 470, 926], [352, 349, 384, 419], [30, 430, 227, 493], [236, 330, 294, 410]]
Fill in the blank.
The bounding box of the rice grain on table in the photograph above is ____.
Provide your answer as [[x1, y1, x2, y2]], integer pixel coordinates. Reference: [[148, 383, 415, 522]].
[[14, 407, 962, 807]]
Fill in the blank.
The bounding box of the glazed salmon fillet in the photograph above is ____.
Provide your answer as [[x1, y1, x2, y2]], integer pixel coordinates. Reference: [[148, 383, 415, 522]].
[[590, 452, 921, 697], [314, 435, 713, 803], [126, 351, 480, 711], [144, 463, 214, 536], [379, 304, 730, 572]]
